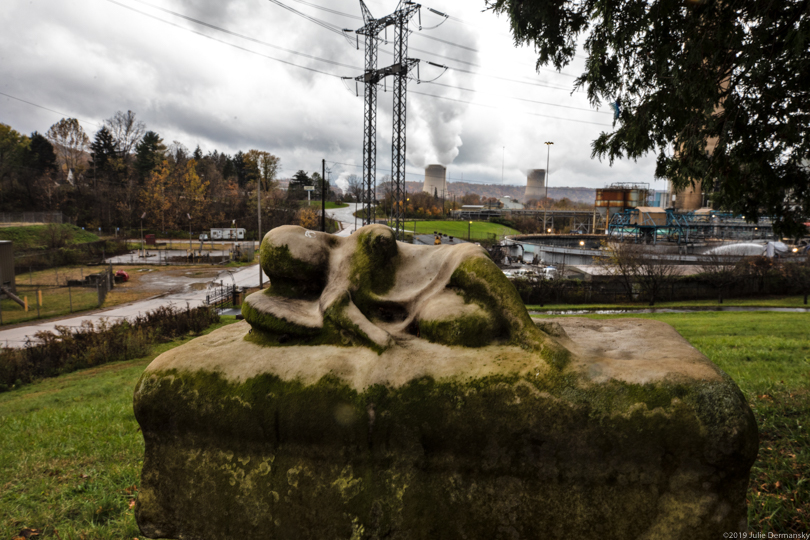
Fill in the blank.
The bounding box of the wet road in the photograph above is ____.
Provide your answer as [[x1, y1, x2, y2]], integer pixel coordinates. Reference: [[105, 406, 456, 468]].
[[0, 203, 358, 347], [0, 264, 267, 348]]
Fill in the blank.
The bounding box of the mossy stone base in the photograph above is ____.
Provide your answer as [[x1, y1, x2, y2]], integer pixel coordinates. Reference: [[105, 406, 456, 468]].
[[134, 320, 757, 539]]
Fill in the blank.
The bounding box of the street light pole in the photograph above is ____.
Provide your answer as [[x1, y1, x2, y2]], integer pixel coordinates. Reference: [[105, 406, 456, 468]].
[[544, 141, 554, 234], [140, 212, 146, 258], [258, 170, 263, 288], [468, 220, 472, 241], [187, 213, 192, 251]]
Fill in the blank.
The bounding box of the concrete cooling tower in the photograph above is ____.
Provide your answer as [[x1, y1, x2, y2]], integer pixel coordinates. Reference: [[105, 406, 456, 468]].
[[422, 165, 447, 196], [525, 169, 546, 201]]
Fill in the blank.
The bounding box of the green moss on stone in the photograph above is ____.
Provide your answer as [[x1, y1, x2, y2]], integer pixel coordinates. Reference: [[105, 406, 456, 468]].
[[418, 310, 497, 347], [348, 228, 398, 314], [135, 363, 757, 539], [261, 242, 326, 298], [241, 296, 320, 337]]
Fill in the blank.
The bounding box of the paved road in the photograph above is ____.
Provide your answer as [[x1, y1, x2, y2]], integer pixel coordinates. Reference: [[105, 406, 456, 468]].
[[0, 204, 357, 347], [327, 203, 361, 236], [0, 264, 267, 348]]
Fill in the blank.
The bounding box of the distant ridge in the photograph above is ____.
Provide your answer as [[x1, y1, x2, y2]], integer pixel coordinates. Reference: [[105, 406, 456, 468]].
[[404, 181, 596, 205]]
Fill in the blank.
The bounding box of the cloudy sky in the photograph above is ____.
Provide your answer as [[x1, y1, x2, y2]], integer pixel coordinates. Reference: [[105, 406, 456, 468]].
[[1, 0, 665, 192]]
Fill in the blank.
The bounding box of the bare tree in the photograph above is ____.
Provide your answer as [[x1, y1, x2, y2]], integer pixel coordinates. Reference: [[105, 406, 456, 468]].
[[104, 110, 146, 157], [700, 253, 740, 304], [45, 118, 90, 181], [782, 258, 810, 305], [347, 174, 362, 203], [597, 241, 640, 301], [598, 241, 677, 305], [633, 245, 678, 306]]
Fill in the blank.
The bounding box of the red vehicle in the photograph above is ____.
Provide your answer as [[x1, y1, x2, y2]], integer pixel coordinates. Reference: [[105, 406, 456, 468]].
[[115, 270, 130, 283]]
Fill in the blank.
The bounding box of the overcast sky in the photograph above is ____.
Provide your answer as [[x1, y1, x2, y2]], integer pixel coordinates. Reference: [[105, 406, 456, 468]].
[[1, 0, 665, 193]]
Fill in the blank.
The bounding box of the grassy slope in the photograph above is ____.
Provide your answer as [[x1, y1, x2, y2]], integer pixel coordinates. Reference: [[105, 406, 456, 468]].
[[0, 225, 99, 251], [0, 313, 807, 536], [526, 296, 810, 310], [0, 317, 238, 539], [301, 201, 348, 209], [405, 220, 521, 240]]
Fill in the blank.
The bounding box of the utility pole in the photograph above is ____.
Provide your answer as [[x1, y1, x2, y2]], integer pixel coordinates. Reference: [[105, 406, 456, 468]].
[[321, 158, 326, 232], [501, 146, 505, 184], [258, 168, 262, 288], [544, 141, 554, 234]]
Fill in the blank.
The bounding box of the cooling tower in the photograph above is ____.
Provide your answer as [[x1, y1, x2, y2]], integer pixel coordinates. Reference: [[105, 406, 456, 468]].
[[525, 169, 546, 201], [422, 164, 447, 197]]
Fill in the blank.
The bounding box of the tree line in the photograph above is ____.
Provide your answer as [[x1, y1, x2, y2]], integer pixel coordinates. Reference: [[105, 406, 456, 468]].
[[0, 111, 332, 236]]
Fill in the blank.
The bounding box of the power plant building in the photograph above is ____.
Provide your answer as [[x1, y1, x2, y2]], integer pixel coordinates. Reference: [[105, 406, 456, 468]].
[[422, 165, 447, 197], [525, 169, 546, 201]]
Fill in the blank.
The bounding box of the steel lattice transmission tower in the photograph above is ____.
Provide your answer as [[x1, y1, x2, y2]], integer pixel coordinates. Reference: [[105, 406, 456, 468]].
[[349, 1, 421, 239]]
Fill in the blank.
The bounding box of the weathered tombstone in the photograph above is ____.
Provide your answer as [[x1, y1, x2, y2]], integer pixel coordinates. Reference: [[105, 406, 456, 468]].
[[134, 224, 758, 539]]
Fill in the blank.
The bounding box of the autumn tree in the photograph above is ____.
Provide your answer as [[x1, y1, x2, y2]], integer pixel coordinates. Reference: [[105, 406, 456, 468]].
[[46, 118, 90, 182], [140, 160, 172, 233], [489, 0, 810, 236], [170, 158, 210, 228], [243, 150, 279, 191]]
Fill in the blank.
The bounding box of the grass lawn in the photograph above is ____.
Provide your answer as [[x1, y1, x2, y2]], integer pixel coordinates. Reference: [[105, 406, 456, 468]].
[[2, 265, 175, 327], [0, 312, 806, 535], [533, 310, 810, 533], [0, 317, 238, 539], [399, 220, 521, 240], [526, 295, 810, 311], [0, 225, 99, 251], [301, 200, 348, 209]]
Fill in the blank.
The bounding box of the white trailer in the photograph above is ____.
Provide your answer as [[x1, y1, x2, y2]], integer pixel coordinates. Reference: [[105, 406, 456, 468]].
[[210, 228, 246, 240]]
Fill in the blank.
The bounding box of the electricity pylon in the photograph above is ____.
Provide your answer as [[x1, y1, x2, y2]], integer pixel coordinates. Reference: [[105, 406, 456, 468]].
[[348, 1, 421, 239]]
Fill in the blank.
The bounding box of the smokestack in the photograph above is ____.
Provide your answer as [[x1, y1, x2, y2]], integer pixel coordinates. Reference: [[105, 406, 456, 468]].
[[525, 169, 545, 201], [422, 164, 447, 197]]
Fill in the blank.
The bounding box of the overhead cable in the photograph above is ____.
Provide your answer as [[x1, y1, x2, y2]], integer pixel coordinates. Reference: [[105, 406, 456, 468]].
[[0, 90, 100, 127], [128, 0, 361, 70], [104, 0, 341, 76], [102, 0, 612, 128], [266, 0, 352, 41]]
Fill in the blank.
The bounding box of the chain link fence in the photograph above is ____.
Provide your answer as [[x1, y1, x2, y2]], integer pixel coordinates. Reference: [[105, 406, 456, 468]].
[[0, 266, 114, 326]]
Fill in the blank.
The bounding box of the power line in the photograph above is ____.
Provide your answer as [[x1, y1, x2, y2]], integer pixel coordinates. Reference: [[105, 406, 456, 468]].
[[288, 0, 362, 21], [103, 0, 612, 128], [409, 90, 612, 127], [104, 0, 342, 77], [422, 81, 609, 115], [265, 0, 350, 39], [128, 0, 362, 70], [119, 1, 595, 114], [0, 91, 100, 128]]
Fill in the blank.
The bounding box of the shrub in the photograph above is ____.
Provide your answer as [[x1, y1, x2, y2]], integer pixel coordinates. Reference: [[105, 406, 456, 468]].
[[0, 305, 219, 391]]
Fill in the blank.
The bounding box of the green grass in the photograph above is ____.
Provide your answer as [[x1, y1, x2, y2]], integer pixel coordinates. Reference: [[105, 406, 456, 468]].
[[0, 225, 99, 251], [526, 295, 810, 311], [1, 312, 807, 535], [398, 220, 521, 240], [1, 285, 99, 326], [300, 200, 348, 209], [533, 311, 810, 533], [0, 317, 238, 539]]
